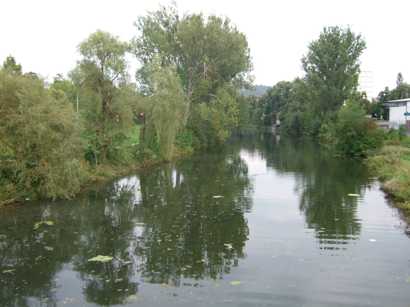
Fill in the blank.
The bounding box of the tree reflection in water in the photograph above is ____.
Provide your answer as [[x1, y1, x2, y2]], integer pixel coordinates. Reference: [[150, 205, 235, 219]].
[[240, 134, 372, 248], [0, 145, 252, 306], [136, 151, 252, 284]]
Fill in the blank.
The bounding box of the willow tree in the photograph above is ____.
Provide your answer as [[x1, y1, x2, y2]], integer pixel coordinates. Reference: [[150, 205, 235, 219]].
[[77, 30, 132, 163], [143, 59, 189, 160], [133, 5, 251, 147]]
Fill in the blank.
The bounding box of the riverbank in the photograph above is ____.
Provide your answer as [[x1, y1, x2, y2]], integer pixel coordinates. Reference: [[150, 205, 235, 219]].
[[368, 144, 410, 217], [0, 147, 193, 208]]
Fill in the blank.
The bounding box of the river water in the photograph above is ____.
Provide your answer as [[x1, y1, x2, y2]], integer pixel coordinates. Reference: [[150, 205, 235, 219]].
[[1, 134, 410, 306]]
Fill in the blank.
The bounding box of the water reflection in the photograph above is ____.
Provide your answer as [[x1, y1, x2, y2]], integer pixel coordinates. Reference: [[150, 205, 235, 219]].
[[136, 152, 252, 284], [0, 145, 252, 306], [3, 134, 406, 306], [240, 134, 372, 248]]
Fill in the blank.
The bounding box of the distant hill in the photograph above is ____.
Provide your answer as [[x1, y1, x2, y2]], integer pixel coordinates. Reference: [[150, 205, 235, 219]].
[[240, 85, 270, 97]]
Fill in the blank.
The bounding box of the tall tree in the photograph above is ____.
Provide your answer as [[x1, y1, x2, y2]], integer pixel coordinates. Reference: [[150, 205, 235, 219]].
[[143, 58, 189, 160], [302, 26, 366, 117], [133, 5, 251, 147], [77, 30, 132, 162], [134, 6, 251, 101]]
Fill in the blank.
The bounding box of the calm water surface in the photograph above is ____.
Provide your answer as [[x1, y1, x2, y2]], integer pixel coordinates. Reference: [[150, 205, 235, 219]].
[[1, 135, 410, 306]]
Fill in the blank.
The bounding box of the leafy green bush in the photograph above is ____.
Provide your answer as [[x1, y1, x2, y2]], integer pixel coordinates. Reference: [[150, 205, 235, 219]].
[[320, 100, 384, 158], [0, 71, 87, 201], [384, 125, 409, 146]]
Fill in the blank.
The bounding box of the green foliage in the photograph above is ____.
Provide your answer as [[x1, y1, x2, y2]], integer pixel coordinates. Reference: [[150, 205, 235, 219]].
[[303, 26, 366, 117], [0, 8, 253, 202], [77, 31, 135, 163], [368, 145, 410, 201], [279, 79, 320, 137], [49, 74, 77, 107], [320, 100, 384, 157], [375, 74, 410, 114], [259, 81, 292, 126], [175, 130, 194, 151], [252, 27, 370, 159], [134, 5, 251, 149], [134, 5, 251, 100], [191, 86, 240, 148], [383, 125, 409, 145], [143, 59, 189, 160], [389, 83, 410, 100], [2, 56, 22, 75], [236, 95, 258, 134], [0, 71, 87, 201]]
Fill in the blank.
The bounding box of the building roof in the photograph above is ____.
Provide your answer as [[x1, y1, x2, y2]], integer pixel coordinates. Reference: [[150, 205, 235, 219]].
[[384, 98, 410, 107], [386, 98, 410, 103]]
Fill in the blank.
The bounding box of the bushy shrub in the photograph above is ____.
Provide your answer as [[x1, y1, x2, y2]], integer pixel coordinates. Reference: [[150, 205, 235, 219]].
[[0, 71, 87, 201], [384, 125, 409, 146], [320, 99, 384, 158]]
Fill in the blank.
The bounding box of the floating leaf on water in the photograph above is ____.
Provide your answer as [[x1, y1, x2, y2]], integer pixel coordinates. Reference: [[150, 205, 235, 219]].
[[347, 194, 360, 197], [88, 255, 113, 263], [212, 195, 224, 199], [230, 281, 241, 286], [34, 221, 55, 230]]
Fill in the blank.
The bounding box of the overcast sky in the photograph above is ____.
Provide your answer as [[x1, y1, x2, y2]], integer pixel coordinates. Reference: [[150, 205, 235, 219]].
[[1, 0, 409, 97]]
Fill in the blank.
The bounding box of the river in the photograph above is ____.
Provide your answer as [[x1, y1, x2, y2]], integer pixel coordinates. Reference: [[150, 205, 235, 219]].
[[1, 134, 410, 306]]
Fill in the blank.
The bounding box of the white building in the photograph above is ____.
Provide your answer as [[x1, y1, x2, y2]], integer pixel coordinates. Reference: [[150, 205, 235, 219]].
[[383, 98, 410, 129]]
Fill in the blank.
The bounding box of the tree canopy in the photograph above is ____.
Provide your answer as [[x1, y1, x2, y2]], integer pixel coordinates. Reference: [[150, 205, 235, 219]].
[[302, 26, 366, 116]]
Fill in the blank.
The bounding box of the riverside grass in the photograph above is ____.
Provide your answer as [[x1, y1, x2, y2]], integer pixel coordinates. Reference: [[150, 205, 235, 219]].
[[368, 145, 410, 213]]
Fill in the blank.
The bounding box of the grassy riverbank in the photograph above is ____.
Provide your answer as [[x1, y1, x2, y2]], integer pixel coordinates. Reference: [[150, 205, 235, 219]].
[[0, 146, 192, 207], [368, 142, 410, 214]]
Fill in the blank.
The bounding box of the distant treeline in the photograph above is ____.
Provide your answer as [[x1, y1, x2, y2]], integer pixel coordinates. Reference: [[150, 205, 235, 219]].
[[247, 26, 410, 158]]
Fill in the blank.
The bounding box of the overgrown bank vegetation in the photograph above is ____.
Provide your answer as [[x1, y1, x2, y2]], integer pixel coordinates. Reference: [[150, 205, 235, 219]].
[[0, 5, 251, 204], [368, 134, 410, 213]]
